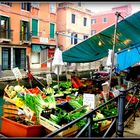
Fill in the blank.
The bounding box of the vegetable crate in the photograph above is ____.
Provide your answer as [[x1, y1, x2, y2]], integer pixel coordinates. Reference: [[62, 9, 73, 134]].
[[99, 120, 112, 132], [39, 115, 79, 137], [2, 103, 25, 117]]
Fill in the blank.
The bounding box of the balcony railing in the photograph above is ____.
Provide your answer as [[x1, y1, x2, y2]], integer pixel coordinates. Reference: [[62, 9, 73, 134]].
[[0, 29, 13, 41], [20, 32, 31, 43]]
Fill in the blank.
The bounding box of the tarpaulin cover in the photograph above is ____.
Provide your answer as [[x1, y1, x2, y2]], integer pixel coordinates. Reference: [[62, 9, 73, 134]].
[[32, 45, 48, 52], [32, 44, 41, 52], [117, 43, 140, 71], [62, 11, 140, 63]]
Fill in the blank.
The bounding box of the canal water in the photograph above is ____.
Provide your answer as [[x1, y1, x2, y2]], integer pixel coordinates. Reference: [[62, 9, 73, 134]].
[[0, 96, 4, 129]]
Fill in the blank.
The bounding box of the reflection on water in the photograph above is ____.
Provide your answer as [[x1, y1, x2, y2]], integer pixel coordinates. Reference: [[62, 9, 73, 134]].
[[0, 96, 4, 129]]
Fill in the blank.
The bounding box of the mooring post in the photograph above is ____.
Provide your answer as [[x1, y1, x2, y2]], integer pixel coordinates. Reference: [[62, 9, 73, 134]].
[[116, 91, 125, 137]]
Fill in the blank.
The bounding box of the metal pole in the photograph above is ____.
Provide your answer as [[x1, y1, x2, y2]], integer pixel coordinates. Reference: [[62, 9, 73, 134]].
[[55, 32, 60, 91], [88, 115, 93, 137], [116, 91, 125, 137], [108, 12, 121, 91]]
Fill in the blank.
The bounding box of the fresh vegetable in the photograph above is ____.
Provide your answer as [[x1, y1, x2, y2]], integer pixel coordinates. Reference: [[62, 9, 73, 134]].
[[68, 99, 82, 109], [15, 97, 25, 108], [14, 85, 25, 92], [28, 87, 41, 95], [59, 81, 72, 89], [24, 94, 48, 115], [44, 95, 56, 109], [43, 87, 55, 95]]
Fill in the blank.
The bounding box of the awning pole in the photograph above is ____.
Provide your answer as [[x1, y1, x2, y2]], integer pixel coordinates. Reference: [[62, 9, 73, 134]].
[[108, 12, 121, 92], [56, 32, 60, 92]]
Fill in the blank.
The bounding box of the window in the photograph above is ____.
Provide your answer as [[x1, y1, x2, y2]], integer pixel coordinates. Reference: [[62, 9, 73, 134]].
[[78, 2, 81, 6], [20, 20, 30, 41], [13, 48, 26, 69], [0, 16, 10, 39], [31, 52, 40, 64], [0, 2, 12, 6], [83, 17, 87, 26], [31, 2, 39, 8], [74, 34, 77, 44], [91, 19, 96, 24], [83, 35, 88, 40], [91, 30, 96, 35], [21, 3, 31, 11], [50, 3, 56, 13], [72, 14, 75, 24], [2, 48, 11, 70], [32, 19, 38, 36], [71, 33, 78, 45], [71, 33, 74, 44], [102, 17, 108, 23], [50, 23, 55, 39]]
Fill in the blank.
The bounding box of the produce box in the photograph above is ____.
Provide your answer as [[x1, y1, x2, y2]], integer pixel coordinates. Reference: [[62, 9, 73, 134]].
[[39, 105, 89, 137], [39, 115, 79, 137], [4, 85, 17, 99], [3, 94, 16, 105], [3, 103, 19, 110], [99, 120, 112, 132]]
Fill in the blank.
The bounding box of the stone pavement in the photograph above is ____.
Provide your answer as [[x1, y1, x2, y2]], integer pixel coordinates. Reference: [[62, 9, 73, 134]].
[[0, 68, 49, 82], [123, 110, 140, 137]]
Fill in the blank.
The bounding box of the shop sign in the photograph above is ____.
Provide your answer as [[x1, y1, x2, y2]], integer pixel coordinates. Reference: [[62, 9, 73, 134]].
[[83, 93, 95, 109], [66, 73, 71, 80], [12, 67, 22, 80], [40, 37, 48, 43], [46, 74, 52, 85]]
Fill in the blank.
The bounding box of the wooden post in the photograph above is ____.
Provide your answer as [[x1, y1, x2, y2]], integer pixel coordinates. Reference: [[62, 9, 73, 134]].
[[26, 55, 32, 88]]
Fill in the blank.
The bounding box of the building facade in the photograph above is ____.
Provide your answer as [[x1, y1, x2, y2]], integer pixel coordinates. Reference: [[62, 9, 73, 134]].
[[91, 4, 132, 36], [56, 2, 93, 51], [0, 2, 57, 70]]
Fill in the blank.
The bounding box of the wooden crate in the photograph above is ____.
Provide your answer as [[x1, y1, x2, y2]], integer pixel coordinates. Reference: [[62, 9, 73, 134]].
[[99, 120, 112, 132], [39, 115, 79, 137], [3, 103, 19, 110]]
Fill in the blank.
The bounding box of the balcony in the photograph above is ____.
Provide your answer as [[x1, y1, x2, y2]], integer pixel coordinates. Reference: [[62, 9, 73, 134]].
[[0, 29, 13, 43], [20, 32, 31, 44]]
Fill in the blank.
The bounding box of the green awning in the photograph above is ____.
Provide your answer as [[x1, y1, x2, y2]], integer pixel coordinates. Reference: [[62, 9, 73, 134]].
[[32, 45, 49, 52], [32, 45, 41, 52], [62, 11, 140, 63], [40, 45, 48, 49]]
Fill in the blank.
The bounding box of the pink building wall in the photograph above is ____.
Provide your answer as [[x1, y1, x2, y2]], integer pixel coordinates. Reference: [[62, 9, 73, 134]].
[[91, 4, 132, 34]]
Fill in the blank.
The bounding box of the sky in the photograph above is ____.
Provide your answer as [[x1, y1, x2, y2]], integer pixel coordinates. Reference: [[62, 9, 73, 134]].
[[83, 2, 140, 14]]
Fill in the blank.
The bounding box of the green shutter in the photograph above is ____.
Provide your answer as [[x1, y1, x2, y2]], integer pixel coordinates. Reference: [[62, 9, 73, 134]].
[[8, 17, 10, 39], [50, 23, 55, 38], [20, 20, 23, 41], [32, 19, 38, 36]]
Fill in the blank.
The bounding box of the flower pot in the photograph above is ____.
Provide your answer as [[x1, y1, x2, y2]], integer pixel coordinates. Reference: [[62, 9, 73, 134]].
[[1, 116, 43, 137]]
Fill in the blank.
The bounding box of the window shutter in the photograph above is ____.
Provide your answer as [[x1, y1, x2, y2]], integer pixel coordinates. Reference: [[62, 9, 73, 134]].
[[32, 19, 38, 36], [50, 23, 55, 38], [27, 3, 31, 11], [20, 21, 23, 41]]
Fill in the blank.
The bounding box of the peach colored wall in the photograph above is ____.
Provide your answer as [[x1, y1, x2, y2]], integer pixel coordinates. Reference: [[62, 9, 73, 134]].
[[56, 8, 67, 32], [0, 3, 57, 46], [57, 7, 91, 50]]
